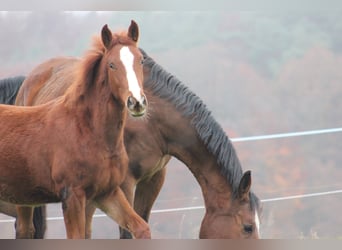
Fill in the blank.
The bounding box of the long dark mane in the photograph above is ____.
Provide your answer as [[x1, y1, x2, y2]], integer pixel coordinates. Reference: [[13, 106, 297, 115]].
[[0, 76, 25, 104], [141, 49, 260, 211]]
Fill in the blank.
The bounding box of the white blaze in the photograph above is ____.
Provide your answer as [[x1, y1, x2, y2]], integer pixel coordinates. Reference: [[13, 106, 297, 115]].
[[255, 211, 260, 236], [119, 46, 142, 101]]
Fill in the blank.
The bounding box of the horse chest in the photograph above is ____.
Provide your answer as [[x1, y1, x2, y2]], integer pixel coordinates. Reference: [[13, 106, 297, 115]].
[[77, 152, 127, 191], [98, 158, 126, 184]]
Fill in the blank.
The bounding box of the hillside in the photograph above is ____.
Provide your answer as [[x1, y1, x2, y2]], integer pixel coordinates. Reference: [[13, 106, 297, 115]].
[[0, 11, 341, 238]]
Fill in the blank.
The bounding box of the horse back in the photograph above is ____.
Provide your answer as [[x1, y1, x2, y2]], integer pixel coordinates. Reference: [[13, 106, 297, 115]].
[[16, 57, 79, 106]]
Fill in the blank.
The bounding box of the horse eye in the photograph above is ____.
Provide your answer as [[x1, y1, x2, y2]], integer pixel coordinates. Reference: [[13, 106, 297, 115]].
[[243, 224, 254, 234], [109, 62, 116, 70], [140, 57, 145, 65]]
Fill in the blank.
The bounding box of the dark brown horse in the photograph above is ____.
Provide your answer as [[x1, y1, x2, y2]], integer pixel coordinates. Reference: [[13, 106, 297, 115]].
[[0, 21, 151, 239], [0, 51, 261, 239]]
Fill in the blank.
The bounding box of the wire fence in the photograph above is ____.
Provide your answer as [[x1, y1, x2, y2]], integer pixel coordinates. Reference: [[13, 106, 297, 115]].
[[0, 127, 341, 224]]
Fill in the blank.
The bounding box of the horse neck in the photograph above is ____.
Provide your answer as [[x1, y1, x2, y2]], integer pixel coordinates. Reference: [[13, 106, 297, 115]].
[[149, 93, 235, 212], [192, 157, 235, 213], [64, 78, 127, 150]]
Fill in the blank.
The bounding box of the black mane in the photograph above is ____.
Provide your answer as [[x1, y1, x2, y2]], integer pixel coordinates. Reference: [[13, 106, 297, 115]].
[[0, 76, 25, 104], [140, 49, 260, 211]]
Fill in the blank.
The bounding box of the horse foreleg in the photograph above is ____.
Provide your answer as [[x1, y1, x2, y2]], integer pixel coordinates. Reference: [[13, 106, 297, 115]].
[[85, 202, 96, 239], [134, 168, 166, 222], [61, 187, 86, 239], [118, 174, 136, 239], [15, 206, 35, 239], [95, 187, 151, 239], [119, 168, 167, 238]]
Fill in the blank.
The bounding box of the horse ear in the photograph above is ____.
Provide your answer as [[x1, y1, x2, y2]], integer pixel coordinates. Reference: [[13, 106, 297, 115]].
[[128, 20, 139, 42], [238, 171, 252, 201], [101, 24, 112, 50]]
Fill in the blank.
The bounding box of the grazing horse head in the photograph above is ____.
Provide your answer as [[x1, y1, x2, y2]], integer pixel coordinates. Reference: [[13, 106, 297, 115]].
[[99, 20, 147, 117], [199, 171, 261, 239]]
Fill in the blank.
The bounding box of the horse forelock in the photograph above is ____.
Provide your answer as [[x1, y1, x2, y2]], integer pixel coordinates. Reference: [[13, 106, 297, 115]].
[[112, 32, 137, 47], [141, 49, 261, 212]]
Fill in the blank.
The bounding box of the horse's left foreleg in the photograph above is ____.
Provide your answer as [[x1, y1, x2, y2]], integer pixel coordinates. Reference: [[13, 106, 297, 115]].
[[118, 174, 136, 239], [95, 187, 151, 239], [15, 206, 35, 239]]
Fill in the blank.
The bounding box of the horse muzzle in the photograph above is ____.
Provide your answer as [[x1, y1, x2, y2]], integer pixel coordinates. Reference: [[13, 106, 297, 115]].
[[127, 94, 147, 117]]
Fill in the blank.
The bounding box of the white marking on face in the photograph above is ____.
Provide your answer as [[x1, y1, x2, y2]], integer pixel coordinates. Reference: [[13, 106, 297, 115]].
[[255, 211, 260, 236], [119, 46, 143, 102]]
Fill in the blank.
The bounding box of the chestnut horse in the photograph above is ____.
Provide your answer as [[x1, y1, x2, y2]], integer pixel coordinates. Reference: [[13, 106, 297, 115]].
[[0, 52, 261, 239], [0, 76, 46, 238], [0, 21, 151, 239]]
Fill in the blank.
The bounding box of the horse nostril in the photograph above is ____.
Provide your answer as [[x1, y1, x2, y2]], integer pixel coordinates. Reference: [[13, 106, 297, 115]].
[[141, 95, 147, 107], [127, 96, 136, 108]]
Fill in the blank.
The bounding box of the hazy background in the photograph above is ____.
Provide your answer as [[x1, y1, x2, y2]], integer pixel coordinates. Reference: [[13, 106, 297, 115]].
[[0, 11, 341, 239]]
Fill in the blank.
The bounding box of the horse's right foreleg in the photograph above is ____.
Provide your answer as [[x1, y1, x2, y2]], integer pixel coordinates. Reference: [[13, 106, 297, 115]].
[[95, 187, 151, 239], [61, 187, 86, 239], [15, 206, 35, 239]]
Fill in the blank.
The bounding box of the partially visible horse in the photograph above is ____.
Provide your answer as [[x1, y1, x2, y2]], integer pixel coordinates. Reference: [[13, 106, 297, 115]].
[[0, 21, 150, 239], [0, 51, 261, 239], [0, 76, 25, 105]]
